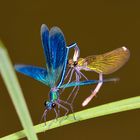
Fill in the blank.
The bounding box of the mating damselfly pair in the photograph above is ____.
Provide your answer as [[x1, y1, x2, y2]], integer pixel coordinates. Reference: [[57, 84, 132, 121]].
[[15, 24, 130, 122]]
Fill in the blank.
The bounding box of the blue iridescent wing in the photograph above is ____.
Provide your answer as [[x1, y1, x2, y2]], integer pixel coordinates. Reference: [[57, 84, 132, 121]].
[[41, 24, 50, 71], [60, 78, 118, 88], [15, 25, 67, 88], [47, 26, 67, 87], [15, 65, 49, 85]]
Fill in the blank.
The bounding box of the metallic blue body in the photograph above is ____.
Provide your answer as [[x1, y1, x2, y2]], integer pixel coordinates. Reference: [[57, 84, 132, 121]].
[[60, 78, 117, 88]]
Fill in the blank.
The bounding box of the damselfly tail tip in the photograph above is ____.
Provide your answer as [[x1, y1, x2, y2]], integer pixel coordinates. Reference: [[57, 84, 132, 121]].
[[113, 77, 120, 82], [82, 101, 87, 107], [104, 77, 120, 83], [82, 97, 91, 107]]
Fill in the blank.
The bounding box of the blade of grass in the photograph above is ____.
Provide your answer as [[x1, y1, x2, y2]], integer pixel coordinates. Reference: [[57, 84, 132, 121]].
[[0, 41, 38, 140], [1, 96, 140, 140]]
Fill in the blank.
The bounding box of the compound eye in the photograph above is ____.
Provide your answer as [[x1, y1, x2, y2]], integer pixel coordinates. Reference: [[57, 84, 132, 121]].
[[74, 61, 78, 66], [44, 101, 47, 107], [52, 103, 56, 108]]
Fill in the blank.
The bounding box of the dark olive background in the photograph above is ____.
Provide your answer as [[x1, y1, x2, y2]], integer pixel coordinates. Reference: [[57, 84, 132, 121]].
[[0, 1, 140, 140]]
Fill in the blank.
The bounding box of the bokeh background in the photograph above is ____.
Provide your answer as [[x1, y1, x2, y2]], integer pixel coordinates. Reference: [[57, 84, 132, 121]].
[[0, 1, 140, 140]]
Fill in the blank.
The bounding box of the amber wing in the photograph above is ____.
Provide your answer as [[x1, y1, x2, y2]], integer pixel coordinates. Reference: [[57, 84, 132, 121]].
[[78, 47, 130, 74]]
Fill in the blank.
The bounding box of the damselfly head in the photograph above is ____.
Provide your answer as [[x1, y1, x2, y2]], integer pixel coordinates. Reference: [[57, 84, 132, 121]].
[[68, 59, 78, 67], [52, 103, 56, 108], [41, 101, 57, 124], [44, 101, 56, 110]]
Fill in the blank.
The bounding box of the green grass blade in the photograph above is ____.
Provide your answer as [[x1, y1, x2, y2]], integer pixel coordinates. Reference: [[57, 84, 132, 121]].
[[1, 96, 140, 140], [0, 41, 38, 140]]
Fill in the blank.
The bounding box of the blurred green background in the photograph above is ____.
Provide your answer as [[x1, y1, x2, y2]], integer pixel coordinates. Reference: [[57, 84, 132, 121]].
[[0, 1, 140, 140]]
